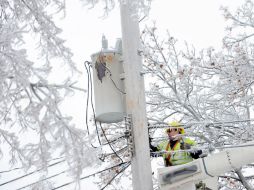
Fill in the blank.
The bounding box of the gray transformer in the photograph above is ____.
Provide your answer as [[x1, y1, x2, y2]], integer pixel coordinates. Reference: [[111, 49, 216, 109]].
[[91, 46, 126, 123]]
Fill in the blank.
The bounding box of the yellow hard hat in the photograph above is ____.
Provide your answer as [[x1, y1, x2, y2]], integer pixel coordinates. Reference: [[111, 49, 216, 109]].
[[166, 121, 185, 134]]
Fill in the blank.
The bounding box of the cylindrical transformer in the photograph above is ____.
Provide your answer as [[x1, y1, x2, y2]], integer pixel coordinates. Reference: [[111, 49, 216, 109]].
[[91, 49, 126, 123]]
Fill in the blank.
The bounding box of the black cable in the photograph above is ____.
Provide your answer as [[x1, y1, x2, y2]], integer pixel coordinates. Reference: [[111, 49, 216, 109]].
[[84, 61, 92, 136], [84, 60, 128, 150], [0, 159, 64, 187], [14, 162, 129, 190], [104, 146, 128, 157], [16, 171, 66, 190], [148, 119, 254, 129], [84, 61, 101, 145], [51, 162, 130, 190], [84, 61, 98, 148], [99, 122, 123, 163], [0, 167, 21, 174], [88, 63, 102, 146], [97, 58, 126, 95], [202, 158, 214, 177], [109, 74, 126, 95], [100, 162, 131, 190], [0, 156, 65, 174], [101, 135, 126, 145]]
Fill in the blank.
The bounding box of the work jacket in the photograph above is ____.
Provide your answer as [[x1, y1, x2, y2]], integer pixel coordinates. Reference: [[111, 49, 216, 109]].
[[157, 138, 196, 166]]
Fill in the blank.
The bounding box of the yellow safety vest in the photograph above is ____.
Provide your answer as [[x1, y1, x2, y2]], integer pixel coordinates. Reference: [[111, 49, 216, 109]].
[[158, 138, 196, 166]]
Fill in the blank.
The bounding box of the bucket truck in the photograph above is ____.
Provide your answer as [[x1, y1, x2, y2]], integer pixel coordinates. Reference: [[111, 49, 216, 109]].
[[158, 141, 254, 190]]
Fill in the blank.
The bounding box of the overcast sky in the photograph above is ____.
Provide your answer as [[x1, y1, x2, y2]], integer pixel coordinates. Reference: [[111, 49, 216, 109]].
[[59, 0, 243, 65]]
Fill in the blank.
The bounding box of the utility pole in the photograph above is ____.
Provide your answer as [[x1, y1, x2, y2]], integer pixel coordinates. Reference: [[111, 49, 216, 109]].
[[120, 2, 153, 190]]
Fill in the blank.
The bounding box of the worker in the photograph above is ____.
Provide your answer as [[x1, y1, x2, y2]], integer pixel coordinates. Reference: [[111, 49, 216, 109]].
[[149, 121, 202, 166]]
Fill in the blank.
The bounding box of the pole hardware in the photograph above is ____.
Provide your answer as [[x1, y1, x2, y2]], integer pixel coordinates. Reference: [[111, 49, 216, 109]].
[[124, 115, 135, 157]]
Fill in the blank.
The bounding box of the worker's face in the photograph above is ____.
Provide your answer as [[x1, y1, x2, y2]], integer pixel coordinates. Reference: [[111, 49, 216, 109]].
[[167, 128, 179, 140]]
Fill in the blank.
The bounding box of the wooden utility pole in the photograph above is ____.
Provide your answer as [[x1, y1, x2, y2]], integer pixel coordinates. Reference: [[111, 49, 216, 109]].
[[120, 2, 153, 190]]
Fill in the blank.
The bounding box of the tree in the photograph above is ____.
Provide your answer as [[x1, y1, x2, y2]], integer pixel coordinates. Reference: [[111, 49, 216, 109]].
[[82, 0, 254, 188], [80, 0, 254, 189], [0, 1, 97, 189], [140, 0, 254, 189], [0, 0, 156, 189]]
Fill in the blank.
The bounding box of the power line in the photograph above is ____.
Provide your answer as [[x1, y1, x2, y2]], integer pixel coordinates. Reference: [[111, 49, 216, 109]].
[[84, 60, 129, 165], [51, 162, 130, 190], [6, 142, 252, 189], [0, 166, 22, 175], [148, 119, 254, 129], [0, 156, 65, 174], [102, 146, 128, 158], [84, 61, 92, 136], [150, 142, 254, 156], [0, 159, 64, 187], [101, 135, 126, 146], [16, 171, 66, 190], [1, 156, 129, 190], [99, 122, 124, 163], [12, 162, 129, 190], [84, 61, 101, 147], [87, 62, 102, 146], [86, 61, 128, 147], [100, 162, 131, 190]]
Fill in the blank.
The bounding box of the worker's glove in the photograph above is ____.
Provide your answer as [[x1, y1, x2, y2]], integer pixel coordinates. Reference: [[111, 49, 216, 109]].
[[180, 142, 191, 150], [149, 136, 152, 144], [190, 149, 203, 159], [149, 136, 158, 156]]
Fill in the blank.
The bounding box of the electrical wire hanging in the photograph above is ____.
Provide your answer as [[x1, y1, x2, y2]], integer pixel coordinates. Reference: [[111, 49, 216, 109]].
[[84, 60, 130, 165], [96, 51, 126, 95], [99, 122, 124, 163], [84, 61, 92, 136], [101, 135, 126, 146], [88, 62, 102, 146], [84, 60, 127, 149], [100, 162, 131, 190], [101, 146, 128, 159], [84, 61, 101, 147]]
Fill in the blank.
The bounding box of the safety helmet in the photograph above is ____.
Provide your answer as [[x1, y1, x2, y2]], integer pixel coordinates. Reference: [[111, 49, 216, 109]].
[[166, 121, 185, 134]]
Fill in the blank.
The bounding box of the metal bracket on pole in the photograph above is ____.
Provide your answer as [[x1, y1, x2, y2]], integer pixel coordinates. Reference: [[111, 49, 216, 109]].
[[124, 114, 135, 157]]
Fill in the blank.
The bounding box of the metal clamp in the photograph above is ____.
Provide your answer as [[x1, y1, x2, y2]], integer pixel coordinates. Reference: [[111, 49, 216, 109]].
[[124, 114, 135, 157]]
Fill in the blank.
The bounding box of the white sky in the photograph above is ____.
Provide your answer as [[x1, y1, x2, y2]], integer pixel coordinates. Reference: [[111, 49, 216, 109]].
[[147, 0, 242, 49], [1, 0, 245, 189], [59, 0, 243, 65]]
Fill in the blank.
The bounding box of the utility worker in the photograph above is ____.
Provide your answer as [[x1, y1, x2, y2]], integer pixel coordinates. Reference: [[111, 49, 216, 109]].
[[150, 121, 202, 166]]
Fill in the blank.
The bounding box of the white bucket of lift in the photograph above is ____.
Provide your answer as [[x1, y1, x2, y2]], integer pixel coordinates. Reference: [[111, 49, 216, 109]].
[[91, 49, 126, 123]]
